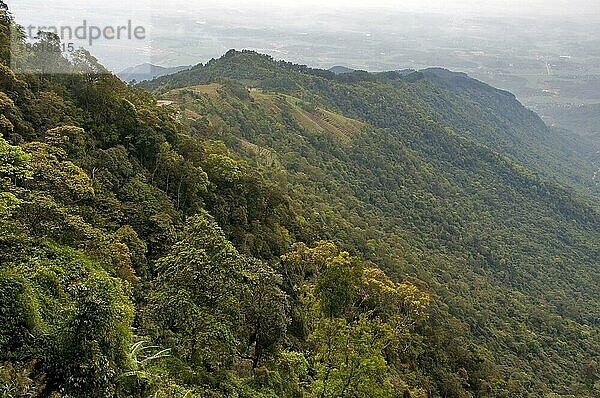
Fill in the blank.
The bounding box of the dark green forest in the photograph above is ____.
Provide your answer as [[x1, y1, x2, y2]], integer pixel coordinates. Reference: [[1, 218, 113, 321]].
[[1, 3, 599, 397]]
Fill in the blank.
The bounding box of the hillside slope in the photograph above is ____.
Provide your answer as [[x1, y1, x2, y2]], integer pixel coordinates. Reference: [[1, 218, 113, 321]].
[[142, 50, 599, 203], [143, 51, 600, 395]]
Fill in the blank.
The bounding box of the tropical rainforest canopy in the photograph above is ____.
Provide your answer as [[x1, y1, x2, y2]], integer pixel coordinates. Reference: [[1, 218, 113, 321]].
[[1, 2, 599, 397]]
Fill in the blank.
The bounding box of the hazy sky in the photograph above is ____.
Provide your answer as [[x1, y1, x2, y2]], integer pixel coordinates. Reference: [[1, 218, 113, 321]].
[[217, 0, 599, 16], [8, 0, 600, 17], [7, 0, 600, 71]]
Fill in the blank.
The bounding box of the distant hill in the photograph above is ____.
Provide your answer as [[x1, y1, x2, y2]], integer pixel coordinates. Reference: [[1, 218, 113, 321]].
[[328, 65, 354, 74], [117, 63, 191, 83]]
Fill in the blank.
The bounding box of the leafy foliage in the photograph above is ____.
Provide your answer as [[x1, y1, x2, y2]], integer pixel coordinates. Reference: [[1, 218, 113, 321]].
[[1, 3, 599, 396]]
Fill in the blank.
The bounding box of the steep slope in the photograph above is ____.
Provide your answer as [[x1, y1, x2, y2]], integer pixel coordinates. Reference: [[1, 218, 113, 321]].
[[418, 68, 599, 200], [144, 51, 600, 395]]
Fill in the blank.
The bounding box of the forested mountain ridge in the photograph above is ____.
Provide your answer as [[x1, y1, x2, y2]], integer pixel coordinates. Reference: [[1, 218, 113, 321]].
[[142, 50, 599, 203], [1, 2, 599, 396], [143, 50, 600, 394]]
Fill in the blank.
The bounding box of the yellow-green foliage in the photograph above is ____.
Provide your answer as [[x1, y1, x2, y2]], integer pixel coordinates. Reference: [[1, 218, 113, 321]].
[[0, 132, 31, 182]]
